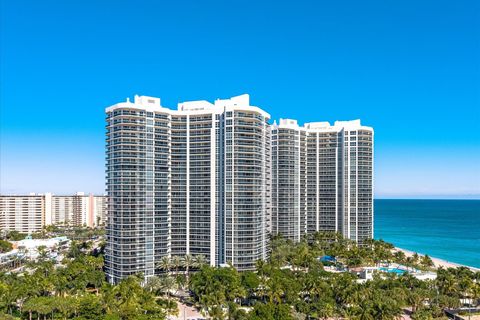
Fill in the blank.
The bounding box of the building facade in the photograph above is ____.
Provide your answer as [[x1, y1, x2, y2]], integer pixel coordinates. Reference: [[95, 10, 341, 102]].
[[272, 119, 374, 243], [0, 193, 107, 233], [51, 192, 107, 227], [271, 119, 307, 242], [105, 93, 374, 283], [105, 94, 271, 283], [0, 194, 47, 233]]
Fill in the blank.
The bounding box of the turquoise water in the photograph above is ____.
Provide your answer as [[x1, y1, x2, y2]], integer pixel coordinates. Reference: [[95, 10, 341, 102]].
[[374, 199, 480, 268]]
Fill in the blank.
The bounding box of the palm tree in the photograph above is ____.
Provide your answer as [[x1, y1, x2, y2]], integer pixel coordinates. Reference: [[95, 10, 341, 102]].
[[354, 297, 375, 320], [27, 296, 54, 320], [0, 281, 17, 316], [175, 273, 187, 292], [226, 301, 247, 320], [412, 252, 420, 265], [183, 254, 194, 282], [37, 246, 49, 263], [458, 277, 474, 301], [144, 276, 163, 294], [394, 250, 406, 265], [437, 272, 458, 296], [472, 283, 480, 307], [56, 296, 76, 320], [160, 275, 176, 300], [407, 289, 428, 313], [391, 287, 409, 307], [338, 305, 355, 320], [317, 302, 334, 320], [23, 298, 37, 320], [157, 256, 171, 274], [171, 255, 183, 275], [100, 283, 117, 315], [115, 277, 144, 320], [420, 255, 434, 269], [193, 254, 207, 269], [265, 275, 284, 304]]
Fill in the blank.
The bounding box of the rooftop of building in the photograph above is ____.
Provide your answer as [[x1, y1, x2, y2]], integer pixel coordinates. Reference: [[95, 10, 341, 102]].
[[13, 236, 70, 249], [106, 94, 270, 119], [273, 118, 373, 132]]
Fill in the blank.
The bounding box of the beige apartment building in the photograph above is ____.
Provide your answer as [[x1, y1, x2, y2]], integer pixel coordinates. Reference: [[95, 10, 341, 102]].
[[0, 193, 107, 233]]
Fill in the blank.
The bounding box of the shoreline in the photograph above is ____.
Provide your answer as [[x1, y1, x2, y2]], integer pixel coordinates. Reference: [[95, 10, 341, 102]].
[[394, 247, 480, 272]]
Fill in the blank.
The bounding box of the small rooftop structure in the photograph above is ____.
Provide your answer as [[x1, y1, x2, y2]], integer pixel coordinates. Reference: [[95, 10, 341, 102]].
[[350, 266, 378, 280], [304, 122, 331, 129], [214, 94, 250, 108], [272, 118, 302, 130], [134, 95, 161, 107], [178, 100, 214, 111]]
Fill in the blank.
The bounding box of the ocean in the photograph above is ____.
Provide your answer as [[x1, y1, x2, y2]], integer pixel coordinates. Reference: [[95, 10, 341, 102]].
[[374, 199, 480, 268]]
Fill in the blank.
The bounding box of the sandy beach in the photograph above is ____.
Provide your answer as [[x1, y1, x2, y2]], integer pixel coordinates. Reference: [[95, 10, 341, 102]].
[[394, 247, 480, 271]]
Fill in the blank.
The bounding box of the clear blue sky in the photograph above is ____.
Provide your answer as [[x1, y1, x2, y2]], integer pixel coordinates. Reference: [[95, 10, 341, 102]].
[[1, 0, 479, 198]]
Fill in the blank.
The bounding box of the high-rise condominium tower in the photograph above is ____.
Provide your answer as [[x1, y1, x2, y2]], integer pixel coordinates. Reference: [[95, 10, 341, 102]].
[[105, 93, 374, 283], [272, 119, 374, 243], [271, 119, 307, 242], [105, 94, 271, 283]]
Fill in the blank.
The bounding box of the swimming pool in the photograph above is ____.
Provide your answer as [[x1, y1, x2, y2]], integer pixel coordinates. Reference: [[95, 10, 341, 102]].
[[379, 267, 407, 275]]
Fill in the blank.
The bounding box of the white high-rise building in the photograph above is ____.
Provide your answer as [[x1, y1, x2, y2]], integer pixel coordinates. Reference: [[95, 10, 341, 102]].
[[271, 119, 307, 242], [105, 93, 374, 283], [272, 119, 374, 243], [105, 94, 271, 283]]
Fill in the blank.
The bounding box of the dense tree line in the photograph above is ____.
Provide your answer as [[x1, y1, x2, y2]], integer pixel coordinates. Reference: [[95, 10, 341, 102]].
[[1, 227, 105, 243], [0, 240, 174, 320], [1, 232, 479, 319], [188, 233, 480, 320], [0, 240, 13, 254]]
